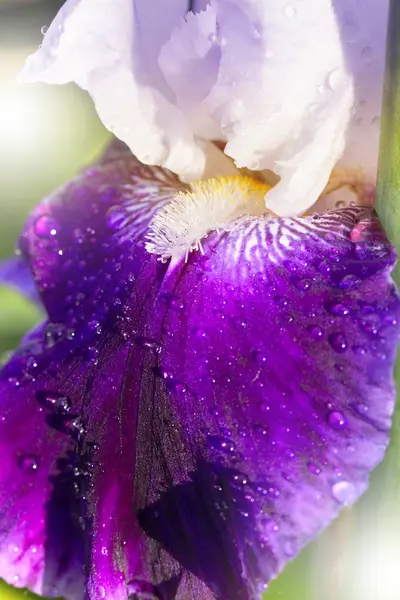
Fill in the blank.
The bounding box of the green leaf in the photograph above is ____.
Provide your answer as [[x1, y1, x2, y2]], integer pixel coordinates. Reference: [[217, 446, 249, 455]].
[[376, 0, 400, 284]]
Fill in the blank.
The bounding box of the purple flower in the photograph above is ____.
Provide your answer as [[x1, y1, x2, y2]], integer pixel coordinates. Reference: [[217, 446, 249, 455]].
[[0, 145, 399, 599], [0, 1, 398, 599]]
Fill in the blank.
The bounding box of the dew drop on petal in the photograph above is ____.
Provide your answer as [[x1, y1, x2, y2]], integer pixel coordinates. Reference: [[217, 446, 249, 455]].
[[44, 323, 65, 348], [274, 295, 289, 308], [308, 325, 324, 340], [267, 486, 281, 498], [36, 390, 72, 413], [208, 435, 236, 453], [18, 453, 40, 473], [332, 481, 357, 505], [135, 336, 162, 355], [352, 345, 367, 356], [34, 214, 58, 239], [285, 448, 296, 460], [327, 302, 350, 317], [308, 462, 321, 475], [67, 417, 86, 438], [328, 411, 347, 430], [294, 278, 311, 291], [329, 333, 348, 353], [339, 274, 361, 289]]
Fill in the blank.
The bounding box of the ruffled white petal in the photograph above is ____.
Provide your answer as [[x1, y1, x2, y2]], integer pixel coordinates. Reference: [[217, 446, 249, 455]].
[[19, 0, 387, 216], [160, 0, 354, 215], [19, 0, 206, 177]]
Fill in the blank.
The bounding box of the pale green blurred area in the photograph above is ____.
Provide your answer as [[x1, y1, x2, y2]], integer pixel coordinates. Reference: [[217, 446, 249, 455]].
[[0, 2, 400, 600]]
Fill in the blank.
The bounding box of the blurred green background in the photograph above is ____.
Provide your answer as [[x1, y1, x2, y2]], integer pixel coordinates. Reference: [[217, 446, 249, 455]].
[[0, 1, 399, 599]]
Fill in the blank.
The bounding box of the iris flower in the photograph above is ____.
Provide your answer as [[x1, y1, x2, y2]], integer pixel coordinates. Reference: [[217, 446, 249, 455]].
[[0, 1, 399, 599]]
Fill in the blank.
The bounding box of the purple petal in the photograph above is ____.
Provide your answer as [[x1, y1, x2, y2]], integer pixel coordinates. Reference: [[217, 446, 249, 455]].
[[0, 154, 185, 599], [0, 256, 40, 305], [0, 323, 86, 597], [137, 209, 400, 596], [18, 153, 186, 325], [0, 149, 399, 600]]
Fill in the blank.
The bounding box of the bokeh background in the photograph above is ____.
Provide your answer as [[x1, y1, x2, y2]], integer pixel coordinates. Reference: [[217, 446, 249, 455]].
[[0, 1, 400, 599]]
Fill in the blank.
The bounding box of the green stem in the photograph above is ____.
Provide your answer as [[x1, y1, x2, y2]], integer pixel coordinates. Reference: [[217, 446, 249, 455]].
[[376, 0, 400, 284]]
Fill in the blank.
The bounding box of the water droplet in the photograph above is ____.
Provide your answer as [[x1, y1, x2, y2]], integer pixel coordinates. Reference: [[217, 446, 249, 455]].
[[18, 453, 40, 473], [88, 320, 102, 334], [68, 417, 86, 438], [274, 295, 288, 308], [283, 5, 297, 18], [338, 274, 360, 289], [308, 462, 321, 475], [308, 325, 324, 340], [317, 259, 332, 274], [294, 278, 311, 291], [326, 302, 350, 317], [135, 336, 162, 355], [255, 351, 267, 365], [359, 317, 379, 336], [285, 448, 296, 460], [332, 481, 357, 505], [283, 260, 298, 273], [208, 436, 236, 453], [267, 486, 281, 498], [36, 390, 72, 413], [34, 214, 58, 239], [329, 333, 348, 353], [328, 411, 347, 430], [352, 345, 367, 355], [253, 24, 262, 39], [44, 323, 64, 348]]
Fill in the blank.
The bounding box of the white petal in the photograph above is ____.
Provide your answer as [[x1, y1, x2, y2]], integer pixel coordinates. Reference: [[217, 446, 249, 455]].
[[19, 0, 206, 177], [160, 0, 354, 215], [19, 0, 387, 217], [334, 0, 389, 186]]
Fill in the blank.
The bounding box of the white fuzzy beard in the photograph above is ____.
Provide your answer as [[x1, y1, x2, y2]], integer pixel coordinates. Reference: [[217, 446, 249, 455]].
[[145, 176, 273, 262]]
